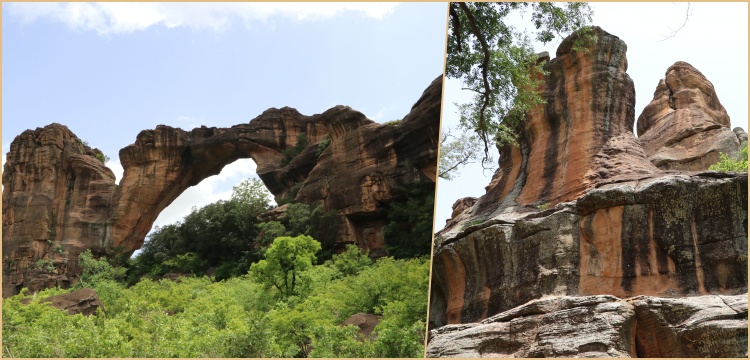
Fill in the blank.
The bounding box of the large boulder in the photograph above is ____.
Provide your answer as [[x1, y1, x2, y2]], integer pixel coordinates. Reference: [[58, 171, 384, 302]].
[[342, 313, 382, 341], [2, 76, 441, 297], [22, 288, 105, 317]]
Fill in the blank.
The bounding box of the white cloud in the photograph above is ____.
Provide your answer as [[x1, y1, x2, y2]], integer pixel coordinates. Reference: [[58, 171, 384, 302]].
[[176, 115, 202, 130], [5, 2, 399, 35], [370, 107, 390, 121]]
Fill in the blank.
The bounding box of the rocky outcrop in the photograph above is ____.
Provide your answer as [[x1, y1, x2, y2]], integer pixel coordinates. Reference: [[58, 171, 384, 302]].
[[22, 288, 105, 316], [428, 27, 747, 357], [637, 61, 742, 171], [466, 26, 657, 223], [631, 294, 748, 357], [342, 313, 382, 340], [297, 79, 441, 256], [427, 294, 747, 358], [2, 125, 116, 296], [2, 76, 441, 297]]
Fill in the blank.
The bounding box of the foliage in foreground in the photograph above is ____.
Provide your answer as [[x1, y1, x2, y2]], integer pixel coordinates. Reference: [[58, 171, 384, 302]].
[[2, 245, 429, 358], [709, 144, 748, 172]]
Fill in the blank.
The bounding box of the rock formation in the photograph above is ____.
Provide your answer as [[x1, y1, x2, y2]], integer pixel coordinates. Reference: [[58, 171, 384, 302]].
[[427, 294, 747, 358], [21, 288, 105, 317], [341, 313, 382, 341], [428, 27, 747, 357], [637, 61, 744, 170], [2, 76, 441, 297]]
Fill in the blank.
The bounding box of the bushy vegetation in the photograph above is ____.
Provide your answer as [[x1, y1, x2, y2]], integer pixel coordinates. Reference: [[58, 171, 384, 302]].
[[2, 245, 429, 358], [709, 144, 748, 172], [127, 178, 273, 282], [3, 175, 433, 357]]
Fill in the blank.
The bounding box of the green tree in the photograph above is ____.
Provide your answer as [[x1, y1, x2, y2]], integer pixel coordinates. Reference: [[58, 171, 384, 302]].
[[446, 2, 594, 170], [75, 250, 127, 289], [383, 182, 435, 259], [249, 235, 322, 297]]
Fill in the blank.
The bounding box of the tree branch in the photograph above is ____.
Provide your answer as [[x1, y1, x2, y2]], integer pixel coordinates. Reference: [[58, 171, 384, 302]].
[[458, 3, 493, 161], [660, 2, 693, 41], [449, 3, 462, 53]]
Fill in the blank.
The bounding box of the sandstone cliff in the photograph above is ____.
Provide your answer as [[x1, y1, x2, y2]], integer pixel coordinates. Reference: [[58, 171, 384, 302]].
[[428, 27, 747, 357], [2, 76, 441, 297]]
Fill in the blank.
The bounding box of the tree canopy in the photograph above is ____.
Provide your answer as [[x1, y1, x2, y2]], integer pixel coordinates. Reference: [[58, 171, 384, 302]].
[[440, 2, 594, 178], [249, 235, 322, 297]]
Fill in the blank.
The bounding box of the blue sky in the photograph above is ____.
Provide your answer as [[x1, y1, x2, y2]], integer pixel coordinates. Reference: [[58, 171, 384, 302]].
[[2, 2, 448, 230], [436, 2, 749, 229]]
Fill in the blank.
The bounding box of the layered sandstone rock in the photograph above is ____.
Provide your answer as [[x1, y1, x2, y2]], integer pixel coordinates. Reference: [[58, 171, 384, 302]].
[[428, 27, 747, 357], [297, 76, 441, 256], [427, 294, 747, 358], [2, 76, 441, 297], [2, 125, 116, 296], [637, 62, 742, 171], [463, 27, 657, 227]]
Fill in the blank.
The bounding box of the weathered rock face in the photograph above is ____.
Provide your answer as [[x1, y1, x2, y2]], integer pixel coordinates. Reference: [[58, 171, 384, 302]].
[[2, 76, 441, 297], [429, 27, 747, 357], [22, 288, 105, 317], [2, 125, 116, 296], [427, 294, 747, 358], [427, 295, 637, 358], [631, 294, 748, 357], [298, 77, 441, 256], [637, 61, 742, 171]]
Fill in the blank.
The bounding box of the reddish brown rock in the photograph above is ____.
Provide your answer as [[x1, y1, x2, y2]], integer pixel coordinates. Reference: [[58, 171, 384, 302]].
[[3, 76, 441, 297], [2, 124, 115, 296], [428, 27, 748, 357], [22, 288, 105, 316], [468, 27, 657, 222], [637, 61, 741, 170], [298, 77, 441, 256]]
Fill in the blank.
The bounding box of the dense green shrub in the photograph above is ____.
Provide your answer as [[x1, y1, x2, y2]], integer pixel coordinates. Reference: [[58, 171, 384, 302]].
[[3, 255, 429, 358], [709, 144, 748, 172]]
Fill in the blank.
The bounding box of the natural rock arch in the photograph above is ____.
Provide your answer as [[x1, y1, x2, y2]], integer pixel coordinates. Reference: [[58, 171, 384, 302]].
[[2, 75, 442, 297]]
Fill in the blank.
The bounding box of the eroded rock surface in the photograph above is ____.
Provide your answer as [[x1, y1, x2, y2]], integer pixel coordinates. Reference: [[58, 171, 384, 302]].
[[631, 294, 748, 358], [427, 294, 748, 358], [2, 125, 116, 296], [637, 61, 741, 171], [428, 27, 747, 357], [2, 76, 441, 297]]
